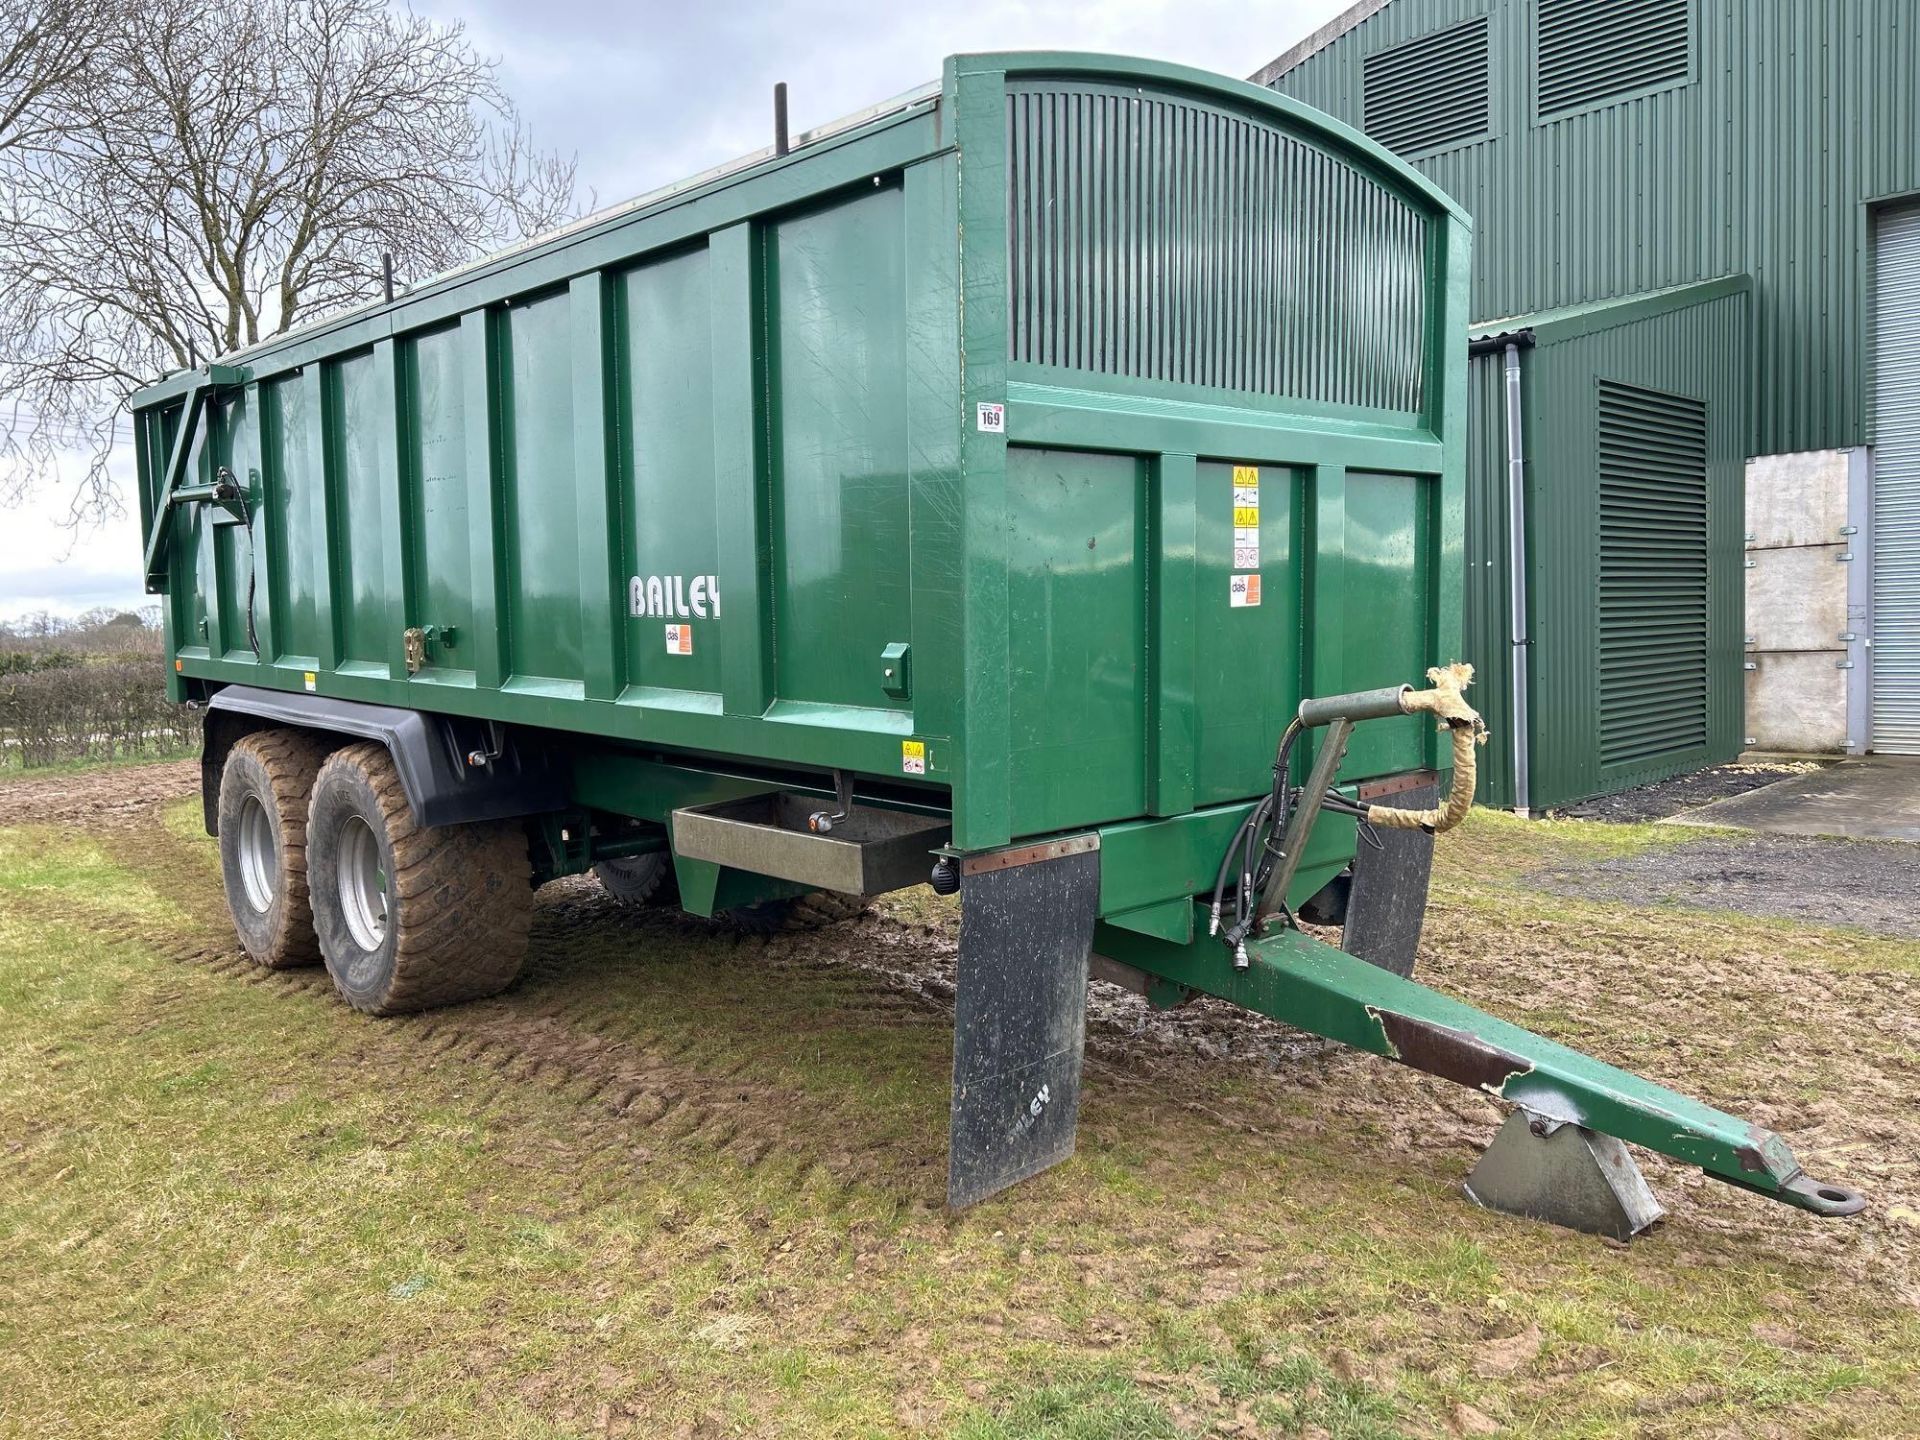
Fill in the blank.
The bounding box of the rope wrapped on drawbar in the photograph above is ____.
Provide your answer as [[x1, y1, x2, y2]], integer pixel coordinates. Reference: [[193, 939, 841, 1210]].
[[1366, 662, 1488, 834]]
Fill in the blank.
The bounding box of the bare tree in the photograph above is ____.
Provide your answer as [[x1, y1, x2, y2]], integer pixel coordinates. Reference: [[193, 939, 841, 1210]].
[[0, 0, 579, 519], [0, 0, 103, 155]]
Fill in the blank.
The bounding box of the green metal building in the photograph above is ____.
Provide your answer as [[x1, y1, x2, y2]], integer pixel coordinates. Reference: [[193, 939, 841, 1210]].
[[1464, 280, 1750, 809], [1257, 0, 1920, 796]]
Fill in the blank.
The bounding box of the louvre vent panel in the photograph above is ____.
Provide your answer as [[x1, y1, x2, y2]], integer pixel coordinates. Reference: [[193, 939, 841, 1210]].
[[1538, 0, 1691, 117], [1362, 18, 1491, 156], [1596, 380, 1710, 769], [1005, 84, 1428, 413]]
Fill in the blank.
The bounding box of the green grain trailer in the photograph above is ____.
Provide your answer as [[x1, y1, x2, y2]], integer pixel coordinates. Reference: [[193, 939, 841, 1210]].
[[133, 53, 1861, 1231]]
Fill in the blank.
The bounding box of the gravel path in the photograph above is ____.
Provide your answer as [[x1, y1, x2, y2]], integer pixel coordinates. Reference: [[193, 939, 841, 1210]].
[[1528, 832, 1920, 938], [1553, 760, 1831, 824]]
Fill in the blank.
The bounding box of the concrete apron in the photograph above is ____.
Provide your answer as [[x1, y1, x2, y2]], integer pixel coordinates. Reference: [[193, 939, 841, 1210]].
[[1667, 757, 1920, 841]]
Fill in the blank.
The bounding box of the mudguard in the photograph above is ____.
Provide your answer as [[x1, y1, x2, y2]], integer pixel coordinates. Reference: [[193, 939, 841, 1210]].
[[201, 685, 564, 831], [947, 837, 1100, 1207], [1342, 781, 1438, 977]]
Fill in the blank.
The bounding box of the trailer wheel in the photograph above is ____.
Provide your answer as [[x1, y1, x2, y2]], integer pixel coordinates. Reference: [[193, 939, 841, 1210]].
[[217, 729, 328, 968], [593, 853, 675, 906], [307, 742, 532, 1015]]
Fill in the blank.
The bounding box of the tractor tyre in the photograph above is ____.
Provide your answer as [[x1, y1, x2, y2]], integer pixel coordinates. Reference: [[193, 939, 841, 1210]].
[[722, 891, 870, 935], [306, 741, 532, 1015], [217, 728, 329, 969], [593, 852, 676, 907]]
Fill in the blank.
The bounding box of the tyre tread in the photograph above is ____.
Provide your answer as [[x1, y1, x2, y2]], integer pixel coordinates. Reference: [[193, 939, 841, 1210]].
[[313, 742, 532, 1015], [222, 728, 328, 969]]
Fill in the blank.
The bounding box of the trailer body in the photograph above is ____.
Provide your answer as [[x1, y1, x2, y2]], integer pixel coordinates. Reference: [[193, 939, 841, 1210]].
[[136, 52, 1462, 883]]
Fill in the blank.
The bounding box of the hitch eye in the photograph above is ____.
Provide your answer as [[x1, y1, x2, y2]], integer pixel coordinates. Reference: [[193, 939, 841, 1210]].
[[1776, 1173, 1868, 1217]]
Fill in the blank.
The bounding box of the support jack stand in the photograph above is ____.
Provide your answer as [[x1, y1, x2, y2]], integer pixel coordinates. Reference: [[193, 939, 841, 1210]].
[[1464, 1110, 1665, 1241]]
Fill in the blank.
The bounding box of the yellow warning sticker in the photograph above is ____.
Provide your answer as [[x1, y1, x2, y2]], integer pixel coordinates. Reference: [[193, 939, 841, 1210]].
[[302, 671, 317, 692], [1232, 505, 1260, 527], [1232, 465, 1259, 486], [901, 739, 927, 776]]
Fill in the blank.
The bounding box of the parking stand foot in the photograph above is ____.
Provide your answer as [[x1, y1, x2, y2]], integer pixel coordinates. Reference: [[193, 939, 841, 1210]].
[[1464, 1110, 1665, 1240]]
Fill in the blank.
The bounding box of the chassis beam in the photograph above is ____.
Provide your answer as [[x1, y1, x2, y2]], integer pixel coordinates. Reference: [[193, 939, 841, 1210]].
[[1094, 915, 1866, 1218]]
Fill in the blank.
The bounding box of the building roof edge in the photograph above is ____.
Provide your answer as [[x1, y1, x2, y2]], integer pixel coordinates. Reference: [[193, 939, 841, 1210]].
[[1247, 0, 1397, 88]]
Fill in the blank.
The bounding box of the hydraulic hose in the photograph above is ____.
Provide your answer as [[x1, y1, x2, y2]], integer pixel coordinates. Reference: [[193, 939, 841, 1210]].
[[1209, 718, 1302, 950], [1211, 665, 1486, 963], [1365, 663, 1486, 834]]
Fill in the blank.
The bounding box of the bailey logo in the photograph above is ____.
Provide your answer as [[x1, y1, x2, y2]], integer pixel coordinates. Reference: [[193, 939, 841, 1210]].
[[629, 574, 720, 619]]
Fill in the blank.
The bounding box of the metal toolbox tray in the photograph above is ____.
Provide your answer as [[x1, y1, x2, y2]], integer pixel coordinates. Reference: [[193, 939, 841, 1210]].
[[670, 792, 950, 897]]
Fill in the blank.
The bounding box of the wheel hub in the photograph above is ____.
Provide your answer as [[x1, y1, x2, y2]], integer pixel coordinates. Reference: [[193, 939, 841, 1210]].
[[337, 815, 390, 951], [236, 793, 278, 913]]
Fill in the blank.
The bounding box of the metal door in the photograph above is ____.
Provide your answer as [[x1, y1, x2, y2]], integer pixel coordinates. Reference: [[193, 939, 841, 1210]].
[[1873, 204, 1920, 752]]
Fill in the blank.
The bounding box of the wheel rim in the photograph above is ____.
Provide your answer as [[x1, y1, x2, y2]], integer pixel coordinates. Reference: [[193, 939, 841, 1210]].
[[337, 816, 390, 951], [236, 793, 278, 913]]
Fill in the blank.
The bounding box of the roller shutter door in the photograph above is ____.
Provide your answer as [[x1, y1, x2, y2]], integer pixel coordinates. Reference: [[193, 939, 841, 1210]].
[[1874, 205, 1920, 753]]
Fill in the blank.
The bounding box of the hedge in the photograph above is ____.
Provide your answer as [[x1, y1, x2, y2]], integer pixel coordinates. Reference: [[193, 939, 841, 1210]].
[[0, 660, 200, 768]]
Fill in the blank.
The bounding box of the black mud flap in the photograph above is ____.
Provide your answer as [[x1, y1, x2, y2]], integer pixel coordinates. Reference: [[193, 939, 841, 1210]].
[[1342, 782, 1437, 978], [947, 837, 1100, 1208]]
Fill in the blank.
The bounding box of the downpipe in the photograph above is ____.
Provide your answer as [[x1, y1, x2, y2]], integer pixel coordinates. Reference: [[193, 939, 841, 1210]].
[[1502, 339, 1533, 818]]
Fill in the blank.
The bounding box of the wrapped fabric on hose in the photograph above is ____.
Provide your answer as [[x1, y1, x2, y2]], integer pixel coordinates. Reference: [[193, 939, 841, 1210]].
[[1366, 663, 1487, 834]]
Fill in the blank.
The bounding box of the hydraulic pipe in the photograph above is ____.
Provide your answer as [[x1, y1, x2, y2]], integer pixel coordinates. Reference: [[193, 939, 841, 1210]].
[[1368, 668, 1486, 835], [1296, 685, 1409, 728], [1295, 668, 1487, 836], [1253, 717, 1351, 932]]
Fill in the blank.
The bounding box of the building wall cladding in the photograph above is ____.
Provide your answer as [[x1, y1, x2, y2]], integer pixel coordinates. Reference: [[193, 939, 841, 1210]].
[[1466, 284, 1750, 810], [1267, 0, 1920, 458]]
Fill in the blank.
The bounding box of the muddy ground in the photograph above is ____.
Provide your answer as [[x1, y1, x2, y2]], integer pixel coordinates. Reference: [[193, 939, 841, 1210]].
[[0, 754, 202, 827], [4, 758, 1918, 1436], [1553, 760, 1831, 824], [0, 759, 1344, 1079]]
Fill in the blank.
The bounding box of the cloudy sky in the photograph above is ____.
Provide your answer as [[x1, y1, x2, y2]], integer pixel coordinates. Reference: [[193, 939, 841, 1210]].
[[0, 0, 1344, 622]]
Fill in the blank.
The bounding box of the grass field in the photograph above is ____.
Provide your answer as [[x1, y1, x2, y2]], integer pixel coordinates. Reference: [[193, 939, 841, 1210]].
[[1, 760, 1915, 1438]]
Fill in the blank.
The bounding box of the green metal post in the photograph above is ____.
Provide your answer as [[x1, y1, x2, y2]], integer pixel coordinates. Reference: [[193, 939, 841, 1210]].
[[951, 58, 1012, 851], [1149, 452, 1198, 817], [571, 271, 623, 702], [373, 339, 411, 681], [709, 221, 772, 719], [459, 309, 505, 692]]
